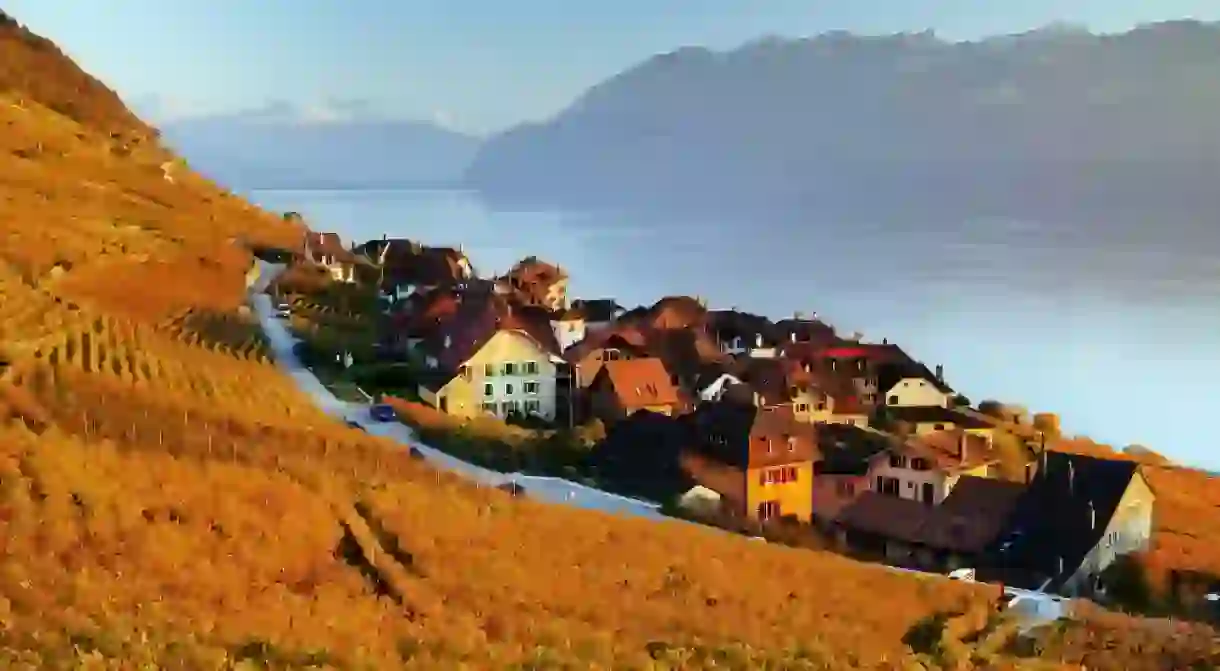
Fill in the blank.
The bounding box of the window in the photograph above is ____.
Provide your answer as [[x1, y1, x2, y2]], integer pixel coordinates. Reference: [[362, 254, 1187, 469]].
[[758, 501, 781, 521], [605, 349, 621, 361], [911, 458, 931, 471], [484, 364, 495, 377], [483, 383, 494, 397], [787, 436, 797, 452], [890, 454, 907, 469], [888, 395, 899, 405], [815, 401, 826, 411], [933, 423, 945, 431], [878, 476, 900, 496], [524, 400, 541, 414], [481, 402, 497, 413], [504, 383, 515, 395], [922, 483, 935, 505], [503, 362, 516, 375], [523, 361, 538, 374], [460, 365, 471, 381], [796, 403, 809, 413], [759, 467, 798, 486], [524, 381, 539, 394], [836, 481, 855, 497]]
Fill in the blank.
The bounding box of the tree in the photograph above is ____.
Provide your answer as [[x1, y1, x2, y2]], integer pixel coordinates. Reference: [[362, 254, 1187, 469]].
[[1101, 555, 1154, 613]]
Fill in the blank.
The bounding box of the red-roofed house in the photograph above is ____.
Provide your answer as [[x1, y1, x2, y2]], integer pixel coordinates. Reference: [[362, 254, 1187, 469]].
[[416, 293, 573, 423], [588, 357, 682, 424]]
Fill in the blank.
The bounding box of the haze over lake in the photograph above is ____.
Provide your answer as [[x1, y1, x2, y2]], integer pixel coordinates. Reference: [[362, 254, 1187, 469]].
[[250, 187, 1220, 470]]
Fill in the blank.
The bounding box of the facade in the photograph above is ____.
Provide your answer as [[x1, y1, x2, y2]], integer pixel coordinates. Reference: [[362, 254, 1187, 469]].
[[885, 375, 954, 408], [680, 402, 818, 523], [566, 330, 649, 389], [868, 431, 998, 506], [550, 308, 587, 352], [420, 330, 561, 421]]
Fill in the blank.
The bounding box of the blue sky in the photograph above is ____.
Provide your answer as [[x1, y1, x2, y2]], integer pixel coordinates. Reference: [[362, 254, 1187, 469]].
[[8, 0, 1220, 135]]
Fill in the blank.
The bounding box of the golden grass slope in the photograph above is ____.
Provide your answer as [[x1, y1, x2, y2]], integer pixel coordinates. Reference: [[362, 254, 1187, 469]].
[[0, 11, 1217, 670]]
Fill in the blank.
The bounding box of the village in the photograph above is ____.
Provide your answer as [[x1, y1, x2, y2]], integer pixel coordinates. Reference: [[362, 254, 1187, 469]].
[[274, 223, 1161, 606]]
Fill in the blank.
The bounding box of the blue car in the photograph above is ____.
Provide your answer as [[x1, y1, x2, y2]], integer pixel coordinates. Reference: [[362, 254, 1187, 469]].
[[369, 404, 396, 422]]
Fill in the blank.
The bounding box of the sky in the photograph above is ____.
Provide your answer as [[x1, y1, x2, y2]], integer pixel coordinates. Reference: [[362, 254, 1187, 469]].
[[7, 0, 1220, 136]]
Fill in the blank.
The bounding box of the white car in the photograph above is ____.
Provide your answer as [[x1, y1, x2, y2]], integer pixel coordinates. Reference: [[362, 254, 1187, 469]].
[[948, 568, 976, 581]]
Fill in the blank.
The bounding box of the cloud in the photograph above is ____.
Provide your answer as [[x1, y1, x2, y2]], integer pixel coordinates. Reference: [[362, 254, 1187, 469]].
[[158, 98, 383, 125]]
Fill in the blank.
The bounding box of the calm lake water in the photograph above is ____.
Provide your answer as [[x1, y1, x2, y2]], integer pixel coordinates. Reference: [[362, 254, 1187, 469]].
[[249, 187, 1220, 470]]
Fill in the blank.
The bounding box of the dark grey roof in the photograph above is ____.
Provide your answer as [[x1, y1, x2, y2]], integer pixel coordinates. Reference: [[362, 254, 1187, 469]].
[[816, 424, 891, 475], [572, 299, 623, 322], [982, 451, 1141, 591]]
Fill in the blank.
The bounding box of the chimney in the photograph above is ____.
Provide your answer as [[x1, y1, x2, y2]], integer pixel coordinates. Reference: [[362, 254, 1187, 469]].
[[1057, 555, 1065, 575], [443, 335, 452, 349], [811, 311, 818, 319], [882, 337, 888, 345], [1068, 460, 1075, 493], [794, 310, 804, 320], [1088, 500, 1096, 530], [1024, 460, 1034, 484], [790, 332, 796, 343], [382, 233, 387, 242], [753, 391, 761, 407], [935, 364, 944, 381], [755, 333, 763, 348]]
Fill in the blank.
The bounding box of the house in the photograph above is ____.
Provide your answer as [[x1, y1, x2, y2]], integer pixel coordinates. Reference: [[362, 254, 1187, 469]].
[[549, 307, 586, 352], [588, 357, 682, 424], [679, 402, 818, 523], [869, 430, 999, 506], [416, 295, 571, 422], [979, 451, 1155, 596], [302, 231, 365, 283], [619, 296, 708, 332], [885, 367, 955, 408], [731, 357, 831, 424], [638, 327, 725, 396], [571, 299, 624, 333], [835, 475, 1026, 572], [565, 328, 650, 389], [388, 288, 462, 352], [502, 256, 568, 310], [773, 312, 838, 346], [812, 342, 931, 409], [707, 309, 780, 357], [356, 237, 475, 300], [810, 423, 892, 523], [886, 405, 995, 442]]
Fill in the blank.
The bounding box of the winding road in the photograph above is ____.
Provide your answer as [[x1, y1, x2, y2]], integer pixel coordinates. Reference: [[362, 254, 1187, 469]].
[[250, 262, 668, 520], [248, 260, 1067, 629]]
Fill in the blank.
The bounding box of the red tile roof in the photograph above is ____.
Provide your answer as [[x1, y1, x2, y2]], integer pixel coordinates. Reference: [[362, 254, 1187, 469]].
[[598, 358, 682, 409], [423, 292, 561, 371]]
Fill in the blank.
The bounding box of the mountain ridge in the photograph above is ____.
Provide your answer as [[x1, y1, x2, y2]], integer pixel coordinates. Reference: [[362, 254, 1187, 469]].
[[466, 20, 1220, 218]]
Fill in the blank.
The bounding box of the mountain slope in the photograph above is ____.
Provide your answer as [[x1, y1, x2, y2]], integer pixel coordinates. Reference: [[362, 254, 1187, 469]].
[[0, 10, 1212, 669], [161, 113, 480, 189], [467, 21, 1220, 217]]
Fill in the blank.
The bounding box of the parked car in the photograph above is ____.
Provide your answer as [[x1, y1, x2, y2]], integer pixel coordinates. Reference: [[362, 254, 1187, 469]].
[[948, 568, 977, 582], [369, 404, 396, 422]]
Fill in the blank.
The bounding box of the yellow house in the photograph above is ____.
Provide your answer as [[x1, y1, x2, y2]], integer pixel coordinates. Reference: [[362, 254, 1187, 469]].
[[679, 403, 817, 523], [417, 299, 569, 422]]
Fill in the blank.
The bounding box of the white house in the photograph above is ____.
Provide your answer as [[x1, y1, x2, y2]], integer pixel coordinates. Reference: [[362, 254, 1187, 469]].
[[550, 312, 587, 352], [721, 333, 778, 359], [885, 371, 954, 408]]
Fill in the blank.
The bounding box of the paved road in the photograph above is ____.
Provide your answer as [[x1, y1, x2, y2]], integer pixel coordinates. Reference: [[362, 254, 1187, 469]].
[[251, 262, 667, 520], [248, 261, 1069, 627]]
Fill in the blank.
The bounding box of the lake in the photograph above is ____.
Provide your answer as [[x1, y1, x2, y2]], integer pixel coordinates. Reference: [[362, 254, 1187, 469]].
[[249, 187, 1220, 470]]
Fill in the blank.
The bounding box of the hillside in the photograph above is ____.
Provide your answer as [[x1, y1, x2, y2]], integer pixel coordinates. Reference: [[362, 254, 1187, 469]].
[[161, 111, 480, 190], [0, 11, 1216, 669], [467, 21, 1220, 218]]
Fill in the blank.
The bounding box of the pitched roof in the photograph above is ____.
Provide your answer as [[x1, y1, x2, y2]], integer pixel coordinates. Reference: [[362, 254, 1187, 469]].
[[423, 292, 561, 371], [689, 401, 818, 469], [570, 299, 623, 323], [639, 327, 725, 388], [596, 358, 681, 409], [887, 405, 992, 429], [707, 310, 781, 348], [838, 476, 1024, 554], [358, 238, 472, 288], [563, 326, 649, 364], [896, 429, 998, 472], [816, 423, 892, 475], [982, 451, 1143, 590]]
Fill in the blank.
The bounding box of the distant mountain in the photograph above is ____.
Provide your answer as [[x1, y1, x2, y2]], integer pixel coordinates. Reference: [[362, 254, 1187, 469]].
[[467, 21, 1220, 218], [161, 108, 480, 190]]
